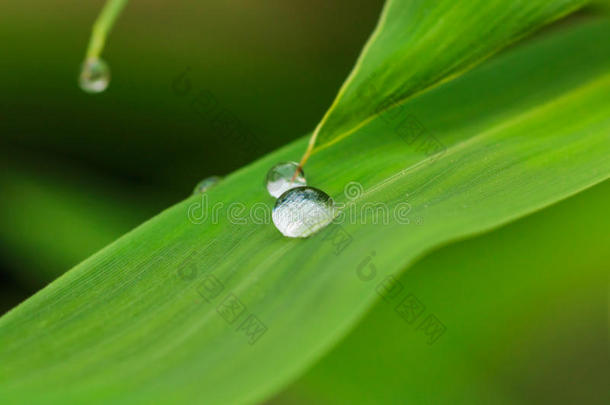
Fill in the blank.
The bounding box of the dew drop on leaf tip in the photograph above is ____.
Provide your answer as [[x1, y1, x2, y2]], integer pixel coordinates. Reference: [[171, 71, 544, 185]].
[[79, 58, 110, 94], [272, 186, 336, 238]]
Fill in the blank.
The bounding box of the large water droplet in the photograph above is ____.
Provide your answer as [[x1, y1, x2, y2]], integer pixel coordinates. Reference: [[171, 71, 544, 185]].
[[193, 176, 221, 194], [266, 161, 306, 198], [79, 58, 110, 94], [272, 187, 335, 238]]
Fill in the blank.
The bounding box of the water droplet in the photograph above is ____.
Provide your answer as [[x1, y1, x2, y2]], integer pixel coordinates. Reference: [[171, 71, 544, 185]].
[[266, 161, 306, 198], [193, 176, 222, 194], [272, 187, 335, 238], [79, 58, 110, 93]]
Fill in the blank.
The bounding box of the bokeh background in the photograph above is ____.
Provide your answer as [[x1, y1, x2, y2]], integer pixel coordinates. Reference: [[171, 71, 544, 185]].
[[0, 0, 385, 311]]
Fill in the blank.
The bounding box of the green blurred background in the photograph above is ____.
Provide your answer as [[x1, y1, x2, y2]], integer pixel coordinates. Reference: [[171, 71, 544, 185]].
[[0, 0, 385, 309]]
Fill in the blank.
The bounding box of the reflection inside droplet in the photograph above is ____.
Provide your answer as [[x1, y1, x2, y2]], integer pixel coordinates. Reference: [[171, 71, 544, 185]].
[[79, 58, 110, 94], [193, 176, 222, 194], [272, 186, 335, 238], [266, 161, 306, 198]]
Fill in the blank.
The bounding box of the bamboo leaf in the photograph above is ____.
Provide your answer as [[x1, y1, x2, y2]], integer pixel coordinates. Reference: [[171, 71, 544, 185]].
[[278, 180, 610, 404], [298, 0, 587, 166], [1, 15, 609, 405]]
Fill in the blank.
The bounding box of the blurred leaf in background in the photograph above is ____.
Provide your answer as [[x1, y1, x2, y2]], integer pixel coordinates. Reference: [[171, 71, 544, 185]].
[[0, 158, 160, 285]]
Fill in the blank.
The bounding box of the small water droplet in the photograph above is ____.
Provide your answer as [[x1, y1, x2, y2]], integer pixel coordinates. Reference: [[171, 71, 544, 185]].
[[193, 176, 222, 194], [266, 161, 306, 198], [79, 58, 110, 93], [272, 187, 335, 238]]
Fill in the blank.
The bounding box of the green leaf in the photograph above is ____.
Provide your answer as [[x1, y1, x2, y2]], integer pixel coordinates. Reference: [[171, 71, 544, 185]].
[[1, 16, 609, 405], [277, 179, 610, 404], [299, 0, 587, 165]]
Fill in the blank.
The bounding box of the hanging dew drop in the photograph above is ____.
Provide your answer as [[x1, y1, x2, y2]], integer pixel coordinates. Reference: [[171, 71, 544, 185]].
[[79, 58, 110, 94], [193, 176, 222, 194], [272, 187, 336, 238], [266, 161, 306, 198]]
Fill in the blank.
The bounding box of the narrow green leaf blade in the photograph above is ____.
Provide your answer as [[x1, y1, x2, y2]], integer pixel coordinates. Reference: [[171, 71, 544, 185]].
[[278, 180, 610, 404], [308, 0, 587, 155]]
